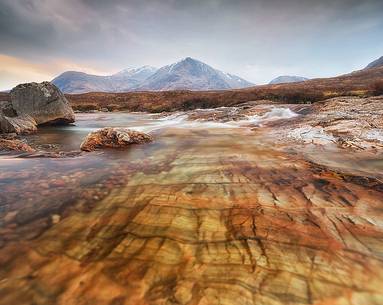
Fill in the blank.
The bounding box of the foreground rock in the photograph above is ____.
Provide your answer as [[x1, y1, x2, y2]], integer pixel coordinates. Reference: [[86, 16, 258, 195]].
[[248, 96, 383, 152], [80, 127, 153, 151], [0, 138, 35, 152], [1, 82, 75, 134], [10, 82, 75, 125]]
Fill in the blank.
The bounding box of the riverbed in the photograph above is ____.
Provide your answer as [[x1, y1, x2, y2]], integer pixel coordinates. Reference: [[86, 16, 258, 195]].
[[1, 111, 383, 305]]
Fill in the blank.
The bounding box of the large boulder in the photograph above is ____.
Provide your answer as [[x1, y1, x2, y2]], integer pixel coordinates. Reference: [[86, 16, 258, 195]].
[[10, 82, 75, 125], [80, 127, 153, 151], [1, 82, 75, 134]]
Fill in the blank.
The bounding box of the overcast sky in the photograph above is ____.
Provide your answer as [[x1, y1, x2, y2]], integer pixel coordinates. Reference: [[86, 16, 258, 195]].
[[0, 0, 382, 90]]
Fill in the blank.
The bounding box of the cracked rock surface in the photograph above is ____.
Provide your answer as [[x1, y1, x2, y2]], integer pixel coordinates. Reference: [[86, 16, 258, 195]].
[[0, 125, 382, 305]]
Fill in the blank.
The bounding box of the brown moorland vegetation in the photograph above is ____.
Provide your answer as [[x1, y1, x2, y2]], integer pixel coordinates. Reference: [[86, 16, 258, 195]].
[[1, 67, 382, 112]]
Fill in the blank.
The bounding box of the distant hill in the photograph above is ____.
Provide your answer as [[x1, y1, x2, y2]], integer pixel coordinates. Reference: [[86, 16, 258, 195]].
[[137, 57, 254, 91], [51, 58, 253, 93], [269, 76, 309, 85], [52, 66, 158, 94], [365, 56, 383, 69], [65, 65, 383, 113]]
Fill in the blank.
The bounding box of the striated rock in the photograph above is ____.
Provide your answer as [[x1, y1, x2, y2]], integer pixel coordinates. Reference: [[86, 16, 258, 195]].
[[0, 138, 35, 152], [80, 127, 153, 151], [267, 96, 383, 152], [10, 82, 75, 125], [1, 128, 383, 305]]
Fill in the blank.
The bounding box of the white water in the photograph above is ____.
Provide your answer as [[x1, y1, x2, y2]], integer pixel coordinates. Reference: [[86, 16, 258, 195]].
[[136, 107, 300, 132]]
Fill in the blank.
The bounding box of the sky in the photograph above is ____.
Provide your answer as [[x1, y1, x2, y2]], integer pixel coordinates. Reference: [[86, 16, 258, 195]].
[[0, 0, 383, 90]]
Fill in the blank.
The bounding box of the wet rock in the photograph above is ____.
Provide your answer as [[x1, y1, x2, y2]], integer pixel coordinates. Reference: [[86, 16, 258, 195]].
[[10, 82, 75, 125], [0, 138, 35, 152], [1, 82, 75, 134], [17, 150, 82, 158], [80, 127, 153, 152], [269, 96, 383, 152], [0, 113, 37, 134]]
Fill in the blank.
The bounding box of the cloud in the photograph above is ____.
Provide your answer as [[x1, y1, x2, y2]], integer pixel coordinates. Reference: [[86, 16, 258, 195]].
[[0, 0, 382, 85], [0, 54, 115, 90]]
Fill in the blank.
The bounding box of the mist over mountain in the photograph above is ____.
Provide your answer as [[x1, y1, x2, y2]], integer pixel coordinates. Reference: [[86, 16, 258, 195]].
[[269, 76, 309, 85], [52, 58, 253, 93]]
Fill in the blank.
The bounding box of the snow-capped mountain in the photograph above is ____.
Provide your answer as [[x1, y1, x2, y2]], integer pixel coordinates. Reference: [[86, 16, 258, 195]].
[[52, 66, 158, 93], [112, 66, 158, 90], [52, 58, 253, 93], [269, 75, 309, 85], [365, 56, 383, 69], [137, 57, 254, 91]]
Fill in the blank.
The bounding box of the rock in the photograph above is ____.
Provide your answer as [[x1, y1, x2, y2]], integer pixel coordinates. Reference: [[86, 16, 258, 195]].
[[0, 113, 37, 134], [51, 214, 61, 224], [80, 127, 153, 152], [0, 101, 16, 117], [10, 82, 75, 125], [0, 138, 35, 152]]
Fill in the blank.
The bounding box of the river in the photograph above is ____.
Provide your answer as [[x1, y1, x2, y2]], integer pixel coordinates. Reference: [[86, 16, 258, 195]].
[[0, 111, 382, 305]]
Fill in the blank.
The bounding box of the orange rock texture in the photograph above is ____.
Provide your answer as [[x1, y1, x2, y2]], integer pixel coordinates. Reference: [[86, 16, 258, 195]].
[[0, 128, 382, 305]]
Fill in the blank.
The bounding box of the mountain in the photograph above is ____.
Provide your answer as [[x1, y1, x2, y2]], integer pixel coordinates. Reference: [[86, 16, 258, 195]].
[[269, 76, 309, 85], [137, 57, 253, 91], [52, 66, 158, 94], [52, 58, 254, 93], [365, 56, 383, 69], [110, 66, 158, 90], [52, 71, 114, 93]]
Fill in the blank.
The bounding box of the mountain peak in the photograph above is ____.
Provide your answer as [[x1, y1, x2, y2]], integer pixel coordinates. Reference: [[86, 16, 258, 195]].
[[365, 56, 383, 70], [138, 58, 253, 91], [52, 59, 253, 93], [116, 65, 157, 76]]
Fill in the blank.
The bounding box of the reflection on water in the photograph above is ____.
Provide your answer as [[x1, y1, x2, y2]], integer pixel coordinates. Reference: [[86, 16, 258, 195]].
[[1, 112, 383, 305]]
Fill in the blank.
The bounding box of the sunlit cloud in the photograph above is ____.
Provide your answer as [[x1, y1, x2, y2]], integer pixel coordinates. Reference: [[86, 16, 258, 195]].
[[0, 54, 116, 91]]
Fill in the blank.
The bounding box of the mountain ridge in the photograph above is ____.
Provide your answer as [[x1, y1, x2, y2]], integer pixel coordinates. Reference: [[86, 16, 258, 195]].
[[52, 58, 253, 93], [365, 56, 383, 69]]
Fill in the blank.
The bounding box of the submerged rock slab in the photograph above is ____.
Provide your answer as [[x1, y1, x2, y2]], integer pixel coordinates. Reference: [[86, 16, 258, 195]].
[[80, 127, 153, 151], [0, 127, 383, 305]]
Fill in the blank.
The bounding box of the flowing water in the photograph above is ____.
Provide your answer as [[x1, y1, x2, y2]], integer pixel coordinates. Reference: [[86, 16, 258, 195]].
[[1, 111, 383, 305]]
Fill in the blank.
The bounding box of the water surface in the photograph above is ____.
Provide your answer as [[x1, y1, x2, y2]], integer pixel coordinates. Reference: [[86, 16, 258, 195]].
[[1, 112, 383, 305]]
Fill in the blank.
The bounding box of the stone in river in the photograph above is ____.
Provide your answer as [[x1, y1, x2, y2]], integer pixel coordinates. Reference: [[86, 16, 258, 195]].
[[80, 127, 153, 151], [0, 138, 35, 152], [10, 82, 75, 125]]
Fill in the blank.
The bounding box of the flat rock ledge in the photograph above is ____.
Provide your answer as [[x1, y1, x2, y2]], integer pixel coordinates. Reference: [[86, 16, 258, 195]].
[[80, 127, 153, 152]]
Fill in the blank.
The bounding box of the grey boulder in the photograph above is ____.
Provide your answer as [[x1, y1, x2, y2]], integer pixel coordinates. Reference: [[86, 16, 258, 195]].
[[10, 82, 75, 125], [1, 82, 75, 134]]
